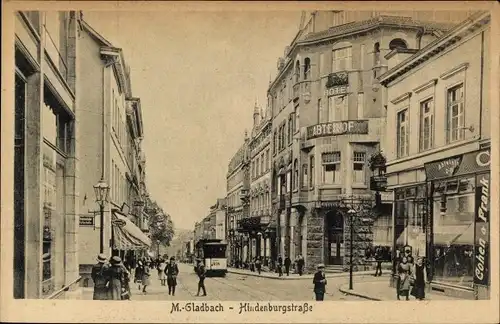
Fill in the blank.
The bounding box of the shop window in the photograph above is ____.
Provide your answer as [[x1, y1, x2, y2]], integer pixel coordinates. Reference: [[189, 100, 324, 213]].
[[446, 84, 465, 143], [332, 47, 352, 71], [322, 152, 341, 184], [419, 98, 434, 151], [397, 108, 409, 158], [353, 152, 366, 184], [42, 144, 56, 296]]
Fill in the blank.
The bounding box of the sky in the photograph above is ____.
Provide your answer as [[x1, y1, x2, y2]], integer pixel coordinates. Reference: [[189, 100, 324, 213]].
[[83, 10, 301, 231]]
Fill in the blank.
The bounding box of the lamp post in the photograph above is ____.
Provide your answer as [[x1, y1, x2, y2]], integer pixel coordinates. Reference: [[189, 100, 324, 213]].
[[347, 208, 357, 290], [93, 178, 110, 253]]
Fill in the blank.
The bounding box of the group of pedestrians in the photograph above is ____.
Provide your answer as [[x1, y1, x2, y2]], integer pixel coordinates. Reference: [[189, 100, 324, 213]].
[[92, 253, 181, 300], [274, 254, 304, 277], [395, 252, 428, 301]]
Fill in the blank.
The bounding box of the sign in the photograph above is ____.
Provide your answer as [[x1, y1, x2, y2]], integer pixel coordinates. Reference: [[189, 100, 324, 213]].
[[425, 149, 490, 181], [79, 215, 94, 226], [370, 175, 388, 191], [324, 85, 348, 97], [474, 173, 489, 286], [306, 120, 369, 139]]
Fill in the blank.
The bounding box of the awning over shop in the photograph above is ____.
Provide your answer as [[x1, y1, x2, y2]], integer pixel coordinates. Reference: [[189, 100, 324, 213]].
[[112, 210, 151, 250], [434, 224, 474, 246]]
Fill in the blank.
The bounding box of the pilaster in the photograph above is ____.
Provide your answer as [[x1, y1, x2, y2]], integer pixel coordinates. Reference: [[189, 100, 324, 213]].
[[305, 208, 324, 273]]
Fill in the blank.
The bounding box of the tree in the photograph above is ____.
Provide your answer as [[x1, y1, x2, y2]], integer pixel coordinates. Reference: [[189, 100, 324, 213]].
[[145, 196, 175, 248]]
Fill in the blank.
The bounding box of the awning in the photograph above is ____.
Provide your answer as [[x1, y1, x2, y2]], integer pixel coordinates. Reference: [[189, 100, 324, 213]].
[[112, 211, 151, 250], [434, 224, 474, 246]]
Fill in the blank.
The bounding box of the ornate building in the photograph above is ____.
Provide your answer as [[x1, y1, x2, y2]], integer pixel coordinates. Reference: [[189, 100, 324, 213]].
[[268, 10, 471, 273], [225, 133, 250, 266]]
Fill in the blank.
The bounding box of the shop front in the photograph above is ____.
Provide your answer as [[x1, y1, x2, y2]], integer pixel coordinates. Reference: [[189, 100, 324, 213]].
[[424, 148, 490, 299], [111, 210, 152, 265]]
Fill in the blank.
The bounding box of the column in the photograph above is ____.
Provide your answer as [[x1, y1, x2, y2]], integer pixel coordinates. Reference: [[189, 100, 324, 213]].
[[280, 212, 286, 257], [305, 208, 324, 273], [25, 71, 43, 299], [290, 209, 297, 258]]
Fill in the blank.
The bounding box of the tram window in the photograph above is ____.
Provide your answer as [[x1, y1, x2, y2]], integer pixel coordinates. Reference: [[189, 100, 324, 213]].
[[203, 245, 226, 258]]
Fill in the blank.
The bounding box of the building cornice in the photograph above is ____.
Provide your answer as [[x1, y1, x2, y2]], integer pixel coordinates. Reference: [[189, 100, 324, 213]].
[[412, 78, 438, 94], [439, 62, 470, 80], [379, 11, 490, 86], [100, 46, 132, 99], [390, 92, 412, 105]]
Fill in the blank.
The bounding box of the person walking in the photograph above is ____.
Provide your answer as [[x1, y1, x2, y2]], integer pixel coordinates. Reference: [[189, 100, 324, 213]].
[[297, 255, 304, 276], [134, 261, 144, 291], [91, 254, 110, 300], [374, 247, 383, 277], [411, 257, 428, 300], [398, 256, 412, 301], [284, 256, 291, 276], [142, 261, 152, 294], [196, 262, 207, 296], [157, 259, 167, 286], [107, 256, 128, 301], [313, 264, 327, 301], [165, 257, 180, 296], [255, 257, 262, 275], [277, 255, 283, 277]]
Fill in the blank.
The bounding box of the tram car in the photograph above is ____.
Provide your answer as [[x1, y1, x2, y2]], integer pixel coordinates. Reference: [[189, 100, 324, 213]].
[[194, 239, 227, 277]]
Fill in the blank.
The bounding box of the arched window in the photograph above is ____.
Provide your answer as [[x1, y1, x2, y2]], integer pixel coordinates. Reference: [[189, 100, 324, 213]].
[[293, 159, 299, 190], [304, 57, 311, 80], [295, 60, 300, 83], [389, 38, 408, 50], [373, 42, 380, 65]]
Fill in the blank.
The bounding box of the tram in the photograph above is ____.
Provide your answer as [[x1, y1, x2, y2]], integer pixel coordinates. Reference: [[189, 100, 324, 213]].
[[194, 239, 227, 277]]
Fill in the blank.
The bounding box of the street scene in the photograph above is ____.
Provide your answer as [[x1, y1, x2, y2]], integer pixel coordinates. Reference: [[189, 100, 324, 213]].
[[7, 4, 492, 306]]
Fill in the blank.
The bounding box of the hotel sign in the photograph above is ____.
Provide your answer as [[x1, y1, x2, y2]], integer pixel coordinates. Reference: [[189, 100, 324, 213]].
[[324, 85, 348, 97], [306, 120, 369, 140], [474, 173, 489, 286]]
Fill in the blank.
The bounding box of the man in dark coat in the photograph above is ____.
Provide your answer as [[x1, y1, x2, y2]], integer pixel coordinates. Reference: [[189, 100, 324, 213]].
[[313, 263, 327, 301], [284, 256, 292, 276], [277, 255, 283, 277], [165, 257, 179, 296], [91, 254, 109, 300], [374, 247, 383, 277], [196, 263, 207, 296], [296, 255, 305, 276]]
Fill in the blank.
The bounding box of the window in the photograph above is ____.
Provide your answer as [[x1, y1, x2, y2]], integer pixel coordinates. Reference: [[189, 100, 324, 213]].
[[319, 53, 325, 76], [288, 116, 292, 144], [322, 152, 341, 184], [318, 98, 324, 123], [332, 47, 352, 71], [256, 158, 260, 177], [265, 150, 269, 171], [389, 39, 408, 50], [328, 95, 348, 122], [293, 159, 299, 190], [447, 84, 465, 143], [273, 131, 277, 154], [42, 144, 56, 296], [357, 93, 364, 119], [304, 58, 311, 80], [295, 61, 300, 82], [310, 155, 315, 187], [419, 98, 434, 151], [302, 164, 308, 188], [353, 152, 366, 184], [397, 109, 409, 158], [360, 44, 365, 70], [295, 107, 300, 133], [260, 155, 264, 175], [373, 42, 380, 66]]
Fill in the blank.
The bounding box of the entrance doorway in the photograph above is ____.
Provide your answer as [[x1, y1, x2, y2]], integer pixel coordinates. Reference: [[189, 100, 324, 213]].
[[326, 210, 344, 265]]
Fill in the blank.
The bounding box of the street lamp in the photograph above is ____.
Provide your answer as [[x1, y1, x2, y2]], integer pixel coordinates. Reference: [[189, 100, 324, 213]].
[[347, 208, 357, 290], [93, 178, 110, 253]]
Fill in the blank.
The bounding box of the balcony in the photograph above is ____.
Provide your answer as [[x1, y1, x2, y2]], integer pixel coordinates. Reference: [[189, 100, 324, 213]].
[[325, 71, 349, 88]]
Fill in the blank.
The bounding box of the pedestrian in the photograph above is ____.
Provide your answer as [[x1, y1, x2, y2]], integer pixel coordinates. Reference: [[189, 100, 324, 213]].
[[107, 256, 128, 301], [398, 256, 412, 301], [119, 261, 132, 300], [165, 257, 179, 296], [157, 259, 167, 286], [255, 257, 262, 275], [411, 257, 428, 300], [277, 255, 283, 277], [284, 256, 291, 276], [313, 263, 327, 301], [91, 254, 110, 300], [374, 247, 383, 277], [196, 262, 207, 296], [142, 261, 152, 294], [297, 255, 304, 276], [134, 261, 144, 291]]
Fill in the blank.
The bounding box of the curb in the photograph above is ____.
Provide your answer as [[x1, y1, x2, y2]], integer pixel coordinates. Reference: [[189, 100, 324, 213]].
[[338, 284, 382, 301], [227, 269, 390, 281]]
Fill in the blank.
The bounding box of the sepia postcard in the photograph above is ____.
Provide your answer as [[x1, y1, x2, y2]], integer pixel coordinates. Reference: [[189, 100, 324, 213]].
[[1, 1, 499, 323]]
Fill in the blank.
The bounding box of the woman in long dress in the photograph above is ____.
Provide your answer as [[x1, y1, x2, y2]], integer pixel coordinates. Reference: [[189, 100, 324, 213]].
[[398, 256, 412, 301], [142, 261, 152, 294], [158, 259, 167, 286], [412, 257, 428, 300], [107, 256, 128, 300]]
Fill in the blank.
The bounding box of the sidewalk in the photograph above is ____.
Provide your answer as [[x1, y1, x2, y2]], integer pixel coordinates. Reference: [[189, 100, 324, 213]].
[[338, 280, 462, 301], [227, 267, 390, 280]]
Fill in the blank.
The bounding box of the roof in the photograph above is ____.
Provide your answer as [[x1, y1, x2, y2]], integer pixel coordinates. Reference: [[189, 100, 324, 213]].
[[379, 11, 490, 86]]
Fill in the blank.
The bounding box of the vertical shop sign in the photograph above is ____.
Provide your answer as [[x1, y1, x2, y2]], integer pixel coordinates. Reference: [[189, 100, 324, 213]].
[[474, 173, 489, 286]]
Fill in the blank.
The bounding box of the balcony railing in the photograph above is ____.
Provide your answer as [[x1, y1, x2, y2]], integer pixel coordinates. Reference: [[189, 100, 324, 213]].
[[326, 71, 349, 88]]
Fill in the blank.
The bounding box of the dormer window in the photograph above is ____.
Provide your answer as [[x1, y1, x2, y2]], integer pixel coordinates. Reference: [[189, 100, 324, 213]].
[[389, 39, 408, 50]]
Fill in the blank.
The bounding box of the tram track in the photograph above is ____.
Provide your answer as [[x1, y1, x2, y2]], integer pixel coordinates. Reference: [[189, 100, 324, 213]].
[[209, 275, 283, 301]]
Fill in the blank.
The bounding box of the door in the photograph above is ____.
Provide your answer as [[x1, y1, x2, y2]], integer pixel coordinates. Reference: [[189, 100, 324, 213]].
[[326, 211, 344, 265]]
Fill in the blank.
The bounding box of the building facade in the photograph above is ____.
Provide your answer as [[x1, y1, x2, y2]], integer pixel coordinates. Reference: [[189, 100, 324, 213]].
[[14, 10, 82, 299], [379, 11, 491, 299], [225, 135, 250, 266], [268, 10, 471, 273], [77, 19, 150, 286], [247, 102, 275, 265]]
